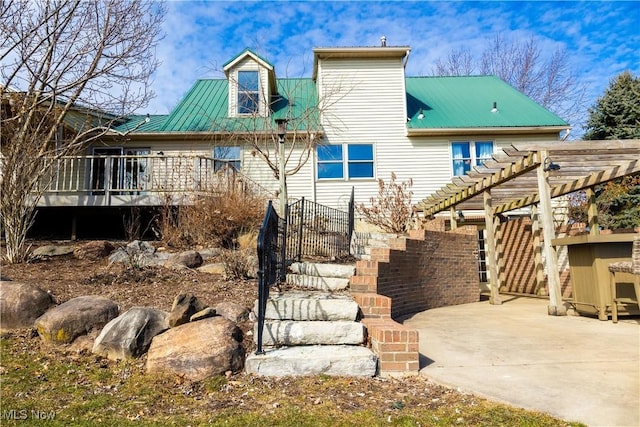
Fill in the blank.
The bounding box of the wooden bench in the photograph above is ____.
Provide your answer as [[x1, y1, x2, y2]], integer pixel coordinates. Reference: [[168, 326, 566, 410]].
[[609, 235, 640, 323]]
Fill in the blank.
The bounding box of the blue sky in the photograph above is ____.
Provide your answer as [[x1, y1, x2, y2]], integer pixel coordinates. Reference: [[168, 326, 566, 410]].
[[148, 0, 639, 135]]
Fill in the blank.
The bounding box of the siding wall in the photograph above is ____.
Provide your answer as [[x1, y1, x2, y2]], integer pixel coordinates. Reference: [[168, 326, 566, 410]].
[[312, 56, 562, 217]]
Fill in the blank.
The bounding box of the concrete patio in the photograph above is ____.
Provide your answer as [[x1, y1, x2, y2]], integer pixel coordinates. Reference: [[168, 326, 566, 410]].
[[402, 296, 640, 427]]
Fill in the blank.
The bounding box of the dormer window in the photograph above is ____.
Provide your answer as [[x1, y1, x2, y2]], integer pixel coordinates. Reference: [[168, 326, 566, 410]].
[[238, 71, 259, 115]]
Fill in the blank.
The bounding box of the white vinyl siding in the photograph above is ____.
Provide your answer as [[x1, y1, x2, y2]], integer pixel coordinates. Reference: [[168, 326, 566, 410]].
[[314, 57, 408, 208]]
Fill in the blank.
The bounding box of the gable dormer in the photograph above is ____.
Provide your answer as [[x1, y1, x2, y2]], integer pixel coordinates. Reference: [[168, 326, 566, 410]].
[[223, 48, 277, 118]]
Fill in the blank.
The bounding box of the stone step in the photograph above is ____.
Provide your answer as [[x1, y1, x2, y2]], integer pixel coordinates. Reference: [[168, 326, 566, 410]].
[[289, 262, 355, 279], [254, 292, 359, 321], [257, 320, 365, 346], [285, 273, 349, 291], [245, 345, 378, 377]]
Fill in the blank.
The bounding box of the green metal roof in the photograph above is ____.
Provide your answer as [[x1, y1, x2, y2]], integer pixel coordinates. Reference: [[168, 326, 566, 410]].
[[405, 76, 568, 129], [130, 77, 320, 134], [111, 114, 167, 133], [112, 74, 566, 136]]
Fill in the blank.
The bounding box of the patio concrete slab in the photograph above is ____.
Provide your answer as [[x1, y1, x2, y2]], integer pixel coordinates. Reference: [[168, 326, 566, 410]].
[[402, 296, 640, 427]]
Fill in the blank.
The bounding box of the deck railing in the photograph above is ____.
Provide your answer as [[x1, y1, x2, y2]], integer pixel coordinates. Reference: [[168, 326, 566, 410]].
[[25, 154, 272, 200]]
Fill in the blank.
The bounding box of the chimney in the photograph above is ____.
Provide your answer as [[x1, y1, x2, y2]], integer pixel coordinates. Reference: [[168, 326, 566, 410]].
[[380, 36, 387, 47]]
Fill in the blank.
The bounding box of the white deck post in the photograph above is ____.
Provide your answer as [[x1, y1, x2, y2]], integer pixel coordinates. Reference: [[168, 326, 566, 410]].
[[536, 150, 566, 316], [483, 190, 502, 305]]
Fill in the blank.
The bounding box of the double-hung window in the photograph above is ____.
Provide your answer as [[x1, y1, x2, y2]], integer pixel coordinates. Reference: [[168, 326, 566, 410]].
[[213, 146, 241, 172], [451, 141, 494, 176], [317, 144, 374, 180], [237, 71, 259, 115]]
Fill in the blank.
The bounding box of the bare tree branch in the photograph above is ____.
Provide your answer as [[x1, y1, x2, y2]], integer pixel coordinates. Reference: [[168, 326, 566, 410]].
[[432, 33, 587, 125], [1, 0, 166, 262]]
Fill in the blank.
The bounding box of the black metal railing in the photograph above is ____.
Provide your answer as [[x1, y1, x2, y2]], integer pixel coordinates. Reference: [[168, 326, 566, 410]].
[[255, 201, 286, 354], [255, 189, 355, 354], [287, 187, 355, 262]]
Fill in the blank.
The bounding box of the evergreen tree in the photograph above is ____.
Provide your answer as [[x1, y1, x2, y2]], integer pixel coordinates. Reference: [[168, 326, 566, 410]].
[[573, 71, 640, 229], [583, 71, 640, 140]]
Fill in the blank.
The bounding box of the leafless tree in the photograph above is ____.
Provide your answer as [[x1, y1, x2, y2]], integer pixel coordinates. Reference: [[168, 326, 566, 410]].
[[433, 34, 587, 124], [209, 72, 349, 214], [0, 0, 166, 263]]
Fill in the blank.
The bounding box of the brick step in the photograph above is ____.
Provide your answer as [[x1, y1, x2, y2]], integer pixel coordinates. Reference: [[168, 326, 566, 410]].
[[254, 291, 359, 321], [257, 320, 365, 346], [285, 273, 349, 291], [289, 262, 355, 279], [361, 317, 419, 376], [245, 345, 378, 377]]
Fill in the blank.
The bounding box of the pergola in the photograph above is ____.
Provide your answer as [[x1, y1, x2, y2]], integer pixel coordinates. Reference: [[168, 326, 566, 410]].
[[417, 139, 640, 315]]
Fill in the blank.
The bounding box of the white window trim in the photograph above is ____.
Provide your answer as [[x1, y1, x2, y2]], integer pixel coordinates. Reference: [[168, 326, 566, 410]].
[[450, 140, 494, 177], [317, 143, 376, 181]]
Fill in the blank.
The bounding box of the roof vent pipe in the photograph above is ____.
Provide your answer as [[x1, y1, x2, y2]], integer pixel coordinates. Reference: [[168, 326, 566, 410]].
[[381, 36, 387, 47], [491, 101, 498, 113]]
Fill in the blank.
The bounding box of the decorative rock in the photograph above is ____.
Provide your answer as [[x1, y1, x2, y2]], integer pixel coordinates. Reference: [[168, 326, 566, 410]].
[[245, 254, 259, 279], [0, 282, 55, 330], [245, 345, 377, 377], [170, 250, 203, 268], [215, 301, 249, 323], [146, 317, 244, 381], [167, 293, 207, 327], [35, 296, 119, 344], [74, 240, 115, 260], [108, 240, 163, 267], [190, 307, 217, 322], [92, 307, 168, 360], [198, 247, 222, 261], [32, 245, 75, 258], [197, 262, 226, 275]]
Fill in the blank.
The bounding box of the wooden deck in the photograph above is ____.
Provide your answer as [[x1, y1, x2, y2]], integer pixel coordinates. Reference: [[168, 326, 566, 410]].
[[31, 154, 271, 207]]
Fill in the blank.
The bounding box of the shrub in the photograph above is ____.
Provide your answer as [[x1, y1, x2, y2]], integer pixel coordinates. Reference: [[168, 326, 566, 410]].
[[154, 186, 267, 249], [356, 172, 415, 234]]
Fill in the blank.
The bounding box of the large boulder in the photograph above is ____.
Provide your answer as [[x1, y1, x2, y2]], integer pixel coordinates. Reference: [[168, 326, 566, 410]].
[[31, 245, 75, 258], [74, 240, 115, 261], [92, 307, 168, 360], [108, 240, 167, 267], [35, 296, 119, 344], [146, 317, 244, 381], [214, 301, 249, 323], [167, 293, 207, 327], [169, 250, 203, 268], [0, 282, 55, 331]]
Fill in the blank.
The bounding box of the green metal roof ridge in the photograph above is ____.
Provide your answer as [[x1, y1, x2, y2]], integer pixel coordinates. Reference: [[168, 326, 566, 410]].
[[222, 47, 274, 70]]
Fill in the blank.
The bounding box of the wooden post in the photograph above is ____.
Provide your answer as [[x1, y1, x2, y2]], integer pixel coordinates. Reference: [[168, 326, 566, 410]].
[[71, 213, 77, 241], [537, 151, 566, 316], [586, 187, 599, 235], [495, 213, 506, 290], [530, 205, 546, 295], [483, 190, 502, 305], [450, 206, 458, 230]]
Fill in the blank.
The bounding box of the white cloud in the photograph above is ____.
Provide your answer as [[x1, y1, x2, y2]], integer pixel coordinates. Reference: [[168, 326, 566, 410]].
[[140, 0, 639, 127]]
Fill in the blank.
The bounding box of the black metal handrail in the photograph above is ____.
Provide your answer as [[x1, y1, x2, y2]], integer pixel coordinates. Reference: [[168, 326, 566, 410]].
[[255, 201, 286, 354]]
